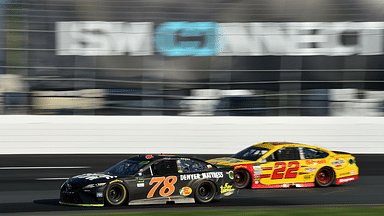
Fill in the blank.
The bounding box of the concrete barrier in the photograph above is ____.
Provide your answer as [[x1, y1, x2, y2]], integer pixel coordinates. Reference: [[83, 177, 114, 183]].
[[0, 116, 383, 154]]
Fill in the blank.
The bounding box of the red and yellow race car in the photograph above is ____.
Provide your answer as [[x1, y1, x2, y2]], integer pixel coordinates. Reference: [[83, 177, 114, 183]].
[[207, 142, 359, 189]]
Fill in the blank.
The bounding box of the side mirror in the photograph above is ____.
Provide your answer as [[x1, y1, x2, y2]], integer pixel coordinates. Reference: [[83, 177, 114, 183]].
[[260, 158, 267, 163]]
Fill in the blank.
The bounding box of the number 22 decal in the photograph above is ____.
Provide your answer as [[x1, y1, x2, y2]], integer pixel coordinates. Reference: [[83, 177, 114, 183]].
[[147, 176, 177, 198], [271, 162, 299, 179]]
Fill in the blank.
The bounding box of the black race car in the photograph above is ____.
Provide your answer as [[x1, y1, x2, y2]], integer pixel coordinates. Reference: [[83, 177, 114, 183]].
[[60, 155, 236, 206]]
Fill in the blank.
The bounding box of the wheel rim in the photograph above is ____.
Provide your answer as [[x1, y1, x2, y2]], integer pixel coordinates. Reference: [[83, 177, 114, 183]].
[[198, 183, 213, 200], [317, 168, 332, 184], [234, 170, 246, 186], [108, 186, 123, 203]]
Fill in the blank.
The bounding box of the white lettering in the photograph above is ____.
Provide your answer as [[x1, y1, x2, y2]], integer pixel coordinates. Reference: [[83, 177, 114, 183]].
[[180, 173, 201, 181], [339, 177, 355, 183], [56, 22, 153, 56], [56, 22, 384, 56]]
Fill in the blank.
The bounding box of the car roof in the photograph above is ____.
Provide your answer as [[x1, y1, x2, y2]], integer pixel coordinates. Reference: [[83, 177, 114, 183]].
[[127, 154, 206, 162], [253, 141, 331, 152]]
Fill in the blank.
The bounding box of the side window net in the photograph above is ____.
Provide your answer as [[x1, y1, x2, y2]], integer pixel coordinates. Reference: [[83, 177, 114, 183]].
[[303, 148, 329, 159], [180, 159, 207, 173]]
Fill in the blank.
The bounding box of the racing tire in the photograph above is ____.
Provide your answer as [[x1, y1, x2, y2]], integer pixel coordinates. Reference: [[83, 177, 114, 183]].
[[315, 167, 335, 187], [234, 169, 251, 189], [105, 182, 127, 206], [194, 181, 216, 204]]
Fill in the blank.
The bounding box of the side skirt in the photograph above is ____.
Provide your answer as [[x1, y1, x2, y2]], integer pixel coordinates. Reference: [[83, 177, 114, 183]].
[[251, 182, 315, 189], [129, 196, 195, 205], [59, 201, 104, 207]]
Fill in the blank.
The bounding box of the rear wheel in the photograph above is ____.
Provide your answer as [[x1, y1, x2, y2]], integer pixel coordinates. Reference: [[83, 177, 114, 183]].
[[315, 167, 335, 187], [194, 181, 216, 203], [234, 169, 251, 189], [105, 182, 127, 206]]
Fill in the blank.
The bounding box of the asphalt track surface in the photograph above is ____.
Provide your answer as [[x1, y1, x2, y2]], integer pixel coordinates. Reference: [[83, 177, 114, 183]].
[[0, 154, 384, 215]]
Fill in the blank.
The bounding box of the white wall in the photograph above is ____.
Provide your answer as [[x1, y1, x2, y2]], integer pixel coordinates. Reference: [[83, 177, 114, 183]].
[[0, 116, 383, 155]]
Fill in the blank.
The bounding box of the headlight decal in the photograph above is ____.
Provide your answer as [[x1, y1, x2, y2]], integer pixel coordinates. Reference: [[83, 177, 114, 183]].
[[82, 182, 106, 189], [349, 158, 356, 165]]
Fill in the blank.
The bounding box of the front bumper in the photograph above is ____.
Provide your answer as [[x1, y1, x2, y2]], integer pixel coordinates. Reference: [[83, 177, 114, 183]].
[[60, 189, 104, 207]]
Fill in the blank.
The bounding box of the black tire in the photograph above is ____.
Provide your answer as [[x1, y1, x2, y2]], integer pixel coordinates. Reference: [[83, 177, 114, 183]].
[[234, 169, 251, 189], [105, 182, 127, 206], [315, 167, 335, 187], [194, 181, 216, 204]]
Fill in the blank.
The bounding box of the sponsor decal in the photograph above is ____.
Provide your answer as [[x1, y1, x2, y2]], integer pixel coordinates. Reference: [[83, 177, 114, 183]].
[[179, 187, 192, 196], [207, 164, 212, 169], [226, 171, 234, 180], [349, 159, 356, 165], [305, 168, 316, 172], [110, 179, 123, 184], [220, 183, 235, 194], [202, 172, 224, 179], [254, 174, 261, 179], [136, 177, 144, 183], [339, 172, 350, 176], [145, 155, 154, 159], [254, 180, 260, 184], [137, 183, 145, 188], [254, 170, 262, 175], [351, 170, 355, 175], [73, 173, 117, 181], [139, 161, 150, 164], [180, 173, 201, 181], [304, 175, 311, 179], [96, 192, 103, 198], [331, 159, 345, 167], [178, 158, 190, 161], [305, 159, 326, 165], [338, 177, 355, 183], [180, 172, 224, 181]]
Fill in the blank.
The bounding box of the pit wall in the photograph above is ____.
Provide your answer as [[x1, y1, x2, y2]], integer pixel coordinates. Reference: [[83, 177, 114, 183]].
[[0, 116, 382, 155]]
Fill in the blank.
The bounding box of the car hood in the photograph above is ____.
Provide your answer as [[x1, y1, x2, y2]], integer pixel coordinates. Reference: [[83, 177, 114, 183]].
[[66, 172, 118, 188], [207, 157, 254, 166]]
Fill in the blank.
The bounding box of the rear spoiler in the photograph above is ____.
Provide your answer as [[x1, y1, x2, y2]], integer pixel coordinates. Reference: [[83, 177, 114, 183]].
[[332, 151, 353, 156]]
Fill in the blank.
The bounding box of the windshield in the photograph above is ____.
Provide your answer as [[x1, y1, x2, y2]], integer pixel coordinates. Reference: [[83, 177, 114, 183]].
[[232, 146, 271, 161], [104, 159, 148, 176]]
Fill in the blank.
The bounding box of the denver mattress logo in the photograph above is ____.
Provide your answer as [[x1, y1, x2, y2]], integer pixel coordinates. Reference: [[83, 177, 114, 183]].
[[180, 172, 224, 180]]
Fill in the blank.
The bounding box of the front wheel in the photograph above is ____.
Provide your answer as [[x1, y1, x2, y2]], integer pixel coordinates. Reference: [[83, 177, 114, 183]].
[[234, 169, 251, 189], [194, 181, 216, 204], [105, 182, 127, 206], [315, 167, 335, 187]]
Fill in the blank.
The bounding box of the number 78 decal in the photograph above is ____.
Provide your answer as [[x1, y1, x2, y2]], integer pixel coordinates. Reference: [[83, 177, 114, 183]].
[[147, 176, 177, 198], [271, 162, 299, 179]]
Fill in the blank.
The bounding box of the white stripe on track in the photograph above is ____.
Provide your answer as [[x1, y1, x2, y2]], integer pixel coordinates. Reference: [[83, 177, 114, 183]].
[[0, 166, 90, 170]]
